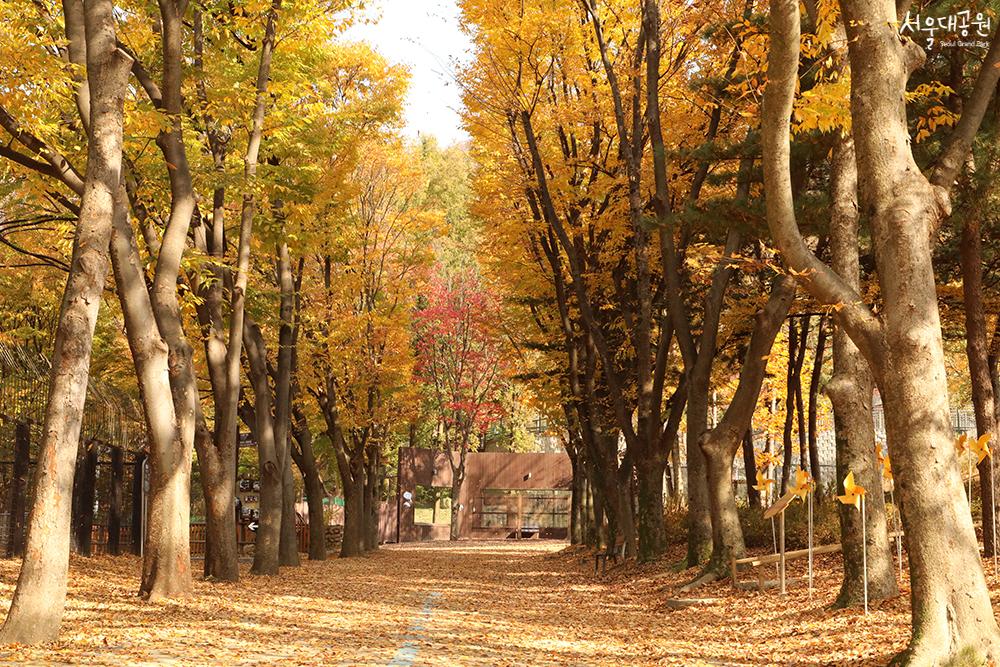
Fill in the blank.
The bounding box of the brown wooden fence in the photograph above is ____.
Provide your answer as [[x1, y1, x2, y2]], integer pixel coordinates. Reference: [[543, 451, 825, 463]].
[[189, 522, 310, 556]]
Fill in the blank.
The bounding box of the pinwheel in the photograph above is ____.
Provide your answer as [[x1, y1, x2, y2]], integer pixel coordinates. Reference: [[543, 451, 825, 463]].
[[876, 448, 892, 483], [836, 471, 866, 510], [877, 447, 902, 578], [752, 470, 774, 493], [791, 468, 815, 594], [837, 471, 869, 614], [790, 468, 812, 501], [972, 433, 992, 464]]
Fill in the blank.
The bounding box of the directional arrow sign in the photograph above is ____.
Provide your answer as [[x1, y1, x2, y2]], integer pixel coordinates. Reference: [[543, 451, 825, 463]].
[[248, 521, 259, 532]]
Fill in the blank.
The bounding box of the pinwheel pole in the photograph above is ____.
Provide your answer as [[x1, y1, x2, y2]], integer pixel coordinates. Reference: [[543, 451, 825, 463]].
[[771, 516, 779, 583], [881, 447, 902, 580], [991, 446, 997, 576], [861, 494, 868, 615], [890, 485, 901, 580], [807, 483, 813, 596], [779, 509, 786, 595], [838, 471, 868, 615]]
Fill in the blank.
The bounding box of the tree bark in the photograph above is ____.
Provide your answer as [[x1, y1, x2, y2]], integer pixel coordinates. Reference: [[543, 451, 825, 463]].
[[7, 421, 30, 558], [826, 136, 898, 608], [961, 216, 998, 556], [205, 0, 281, 580], [74, 443, 97, 556], [131, 453, 145, 556], [764, 0, 1000, 658], [133, 0, 200, 600], [698, 275, 795, 580], [806, 318, 827, 487], [781, 318, 797, 493], [244, 321, 282, 575], [742, 429, 760, 510], [340, 447, 366, 558], [273, 241, 300, 567], [108, 446, 124, 556], [363, 445, 380, 551], [449, 448, 466, 541], [0, 3, 130, 640], [794, 317, 809, 471], [290, 406, 326, 560], [109, 186, 192, 598], [569, 451, 584, 545]]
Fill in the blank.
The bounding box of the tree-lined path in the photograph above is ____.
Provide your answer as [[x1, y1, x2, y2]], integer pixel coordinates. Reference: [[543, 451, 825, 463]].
[[0, 540, 973, 665], [7, 0, 1000, 662]]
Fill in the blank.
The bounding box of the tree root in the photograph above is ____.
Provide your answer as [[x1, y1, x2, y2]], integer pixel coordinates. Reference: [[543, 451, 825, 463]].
[[679, 569, 719, 592], [888, 632, 1000, 667]]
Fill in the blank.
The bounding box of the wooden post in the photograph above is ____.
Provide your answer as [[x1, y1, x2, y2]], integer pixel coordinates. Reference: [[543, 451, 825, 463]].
[[131, 452, 145, 556], [516, 493, 523, 540], [7, 421, 30, 557], [108, 446, 124, 556], [779, 510, 786, 595], [77, 442, 98, 556], [770, 517, 779, 582]]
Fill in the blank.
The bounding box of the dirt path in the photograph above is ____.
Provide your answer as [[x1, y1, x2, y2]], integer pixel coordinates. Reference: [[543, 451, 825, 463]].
[[0, 540, 926, 665]]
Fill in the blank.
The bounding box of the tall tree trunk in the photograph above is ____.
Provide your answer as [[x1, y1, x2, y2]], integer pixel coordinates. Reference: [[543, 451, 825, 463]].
[[781, 318, 797, 493], [134, 0, 201, 601], [363, 446, 380, 551], [635, 454, 667, 559], [794, 317, 809, 471], [7, 421, 30, 558], [826, 137, 898, 608], [742, 429, 760, 509], [131, 453, 145, 556], [199, 439, 238, 580], [697, 276, 795, 581], [684, 385, 713, 565], [807, 318, 827, 487], [764, 0, 1000, 658], [0, 4, 130, 640], [290, 405, 326, 560], [279, 457, 298, 562], [205, 0, 281, 580], [109, 188, 192, 598], [569, 450, 584, 545], [245, 322, 282, 575], [108, 446, 123, 556], [961, 216, 998, 556], [273, 243, 299, 567], [449, 449, 466, 541], [340, 454, 365, 558], [74, 442, 98, 556]]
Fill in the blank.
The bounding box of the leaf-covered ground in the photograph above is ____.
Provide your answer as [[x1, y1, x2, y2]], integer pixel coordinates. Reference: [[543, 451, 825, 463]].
[[0, 540, 990, 665]]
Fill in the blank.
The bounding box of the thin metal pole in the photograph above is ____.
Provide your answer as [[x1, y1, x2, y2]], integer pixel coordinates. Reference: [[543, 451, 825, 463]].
[[862, 495, 868, 615], [969, 447, 973, 504], [807, 489, 813, 596], [992, 454, 997, 576], [779, 510, 786, 595], [771, 516, 779, 582], [891, 486, 901, 580]]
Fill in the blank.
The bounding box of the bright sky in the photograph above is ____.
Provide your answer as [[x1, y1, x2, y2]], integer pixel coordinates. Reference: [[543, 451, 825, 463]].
[[343, 0, 472, 147]]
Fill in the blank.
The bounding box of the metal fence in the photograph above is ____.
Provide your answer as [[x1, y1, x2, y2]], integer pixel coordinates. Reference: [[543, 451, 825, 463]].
[[669, 402, 979, 501], [0, 343, 147, 556]]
